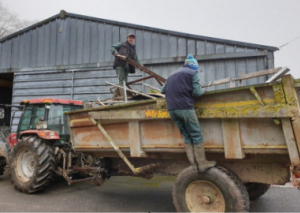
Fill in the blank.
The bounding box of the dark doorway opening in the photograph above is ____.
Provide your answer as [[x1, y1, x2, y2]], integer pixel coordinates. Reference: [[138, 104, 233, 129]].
[[0, 73, 14, 133]]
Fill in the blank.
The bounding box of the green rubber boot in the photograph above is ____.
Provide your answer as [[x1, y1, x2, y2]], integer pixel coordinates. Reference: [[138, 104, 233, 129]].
[[184, 143, 197, 171], [193, 143, 216, 172]]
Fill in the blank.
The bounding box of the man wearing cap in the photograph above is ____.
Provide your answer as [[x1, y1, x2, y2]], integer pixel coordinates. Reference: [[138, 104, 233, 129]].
[[110, 33, 142, 97], [161, 54, 216, 172]]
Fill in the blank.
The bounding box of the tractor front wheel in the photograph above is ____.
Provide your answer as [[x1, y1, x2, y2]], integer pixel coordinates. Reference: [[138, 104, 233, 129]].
[[10, 136, 55, 193]]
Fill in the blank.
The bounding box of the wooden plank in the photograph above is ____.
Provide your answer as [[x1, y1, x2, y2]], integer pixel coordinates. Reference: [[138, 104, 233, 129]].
[[202, 67, 281, 88], [281, 118, 300, 165], [129, 121, 146, 157], [222, 119, 245, 159], [282, 75, 300, 153], [89, 104, 295, 120], [266, 67, 290, 83]]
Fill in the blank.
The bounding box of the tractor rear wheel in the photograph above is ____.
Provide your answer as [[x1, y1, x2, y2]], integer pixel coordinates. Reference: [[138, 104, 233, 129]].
[[10, 136, 55, 193], [172, 165, 249, 212]]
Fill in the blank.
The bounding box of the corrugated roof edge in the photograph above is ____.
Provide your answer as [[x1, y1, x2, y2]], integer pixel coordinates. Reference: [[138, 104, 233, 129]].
[[0, 10, 279, 51]]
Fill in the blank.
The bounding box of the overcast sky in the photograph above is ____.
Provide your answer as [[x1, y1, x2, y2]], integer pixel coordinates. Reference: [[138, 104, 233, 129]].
[[3, 0, 300, 78]]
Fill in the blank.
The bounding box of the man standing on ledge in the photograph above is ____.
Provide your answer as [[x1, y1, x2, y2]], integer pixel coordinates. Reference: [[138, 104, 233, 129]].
[[110, 33, 142, 97], [161, 54, 216, 172]]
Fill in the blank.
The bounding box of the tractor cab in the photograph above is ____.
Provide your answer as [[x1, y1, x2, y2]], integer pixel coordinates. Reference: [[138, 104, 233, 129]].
[[15, 98, 82, 145]]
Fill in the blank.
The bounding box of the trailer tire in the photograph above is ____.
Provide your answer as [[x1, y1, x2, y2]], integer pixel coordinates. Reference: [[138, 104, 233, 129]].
[[172, 165, 249, 212], [10, 136, 56, 193], [245, 182, 270, 200]]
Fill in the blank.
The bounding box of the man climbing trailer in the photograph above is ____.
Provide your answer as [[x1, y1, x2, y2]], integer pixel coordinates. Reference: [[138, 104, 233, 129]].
[[161, 54, 216, 172]]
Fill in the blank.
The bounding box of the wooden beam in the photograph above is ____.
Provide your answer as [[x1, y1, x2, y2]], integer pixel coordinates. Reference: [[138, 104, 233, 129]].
[[202, 67, 282, 88], [282, 75, 300, 153], [282, 118, 300, 165], [129, 121, 146, 157], [0, 79, 12, 88], [222, 119, 245, 159]]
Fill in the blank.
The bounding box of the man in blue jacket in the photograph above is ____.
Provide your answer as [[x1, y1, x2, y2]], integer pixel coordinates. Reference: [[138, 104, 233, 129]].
[[161, 54, 216, 172]]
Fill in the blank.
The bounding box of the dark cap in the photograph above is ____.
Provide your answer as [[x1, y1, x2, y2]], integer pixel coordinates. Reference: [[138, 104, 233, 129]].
[[127, 33, 135, 38]]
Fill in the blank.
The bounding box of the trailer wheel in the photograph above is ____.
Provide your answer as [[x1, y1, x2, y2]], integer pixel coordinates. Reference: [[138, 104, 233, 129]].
[[10, 136, 55, 193], [245, 182, 270, 200], [172, 165, 249, 212]]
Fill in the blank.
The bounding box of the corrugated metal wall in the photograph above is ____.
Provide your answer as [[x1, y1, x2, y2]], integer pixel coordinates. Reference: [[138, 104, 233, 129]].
[[11, 68, 145, 131], [0, 14, 276, 131], [1, 17, 271, 70]]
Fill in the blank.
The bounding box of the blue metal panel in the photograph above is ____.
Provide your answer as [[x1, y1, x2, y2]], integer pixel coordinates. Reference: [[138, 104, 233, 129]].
[[11, 36, 19, 69], [236, 58, 247, 87], [246, 58, 259, 86], [206, 42, 215, 55], [49, 20, 57, 66], [135, 30, 144, 60], [69, 18, 77, 65], [83, 20, 91, 64], [76, 19, 84, 64], [216, 44, 225, 54], [160, 34, 168, 58], [187, 39, 196, 55], [37, 25, 45, 67], [169, 36, 177, 57], [55, 19, 64, 65], [198, 62, 206, 85], [151, 33, 160, 59], [225, 59, 237, 88], [30, 29, 38, 67], [90, 21, 99, 63], [0, 41, 11, 69], [225, 45, 235, 53], [178, 38, 186, 56], [206, 61, 216, 91], [197, 41, 205, 55], [104, 24, 113, 62], [215, 60, 226, 90], [43, 23, 51, 67], [144, 31, 152, 60], [112, 26, 119, 45], [62, 17, 71, 65], [120, 27, 128, 42], [98, 23, 106, 63]]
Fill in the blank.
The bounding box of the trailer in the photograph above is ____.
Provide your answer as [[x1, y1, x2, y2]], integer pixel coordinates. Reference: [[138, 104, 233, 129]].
[[8, 74, 291, 211]]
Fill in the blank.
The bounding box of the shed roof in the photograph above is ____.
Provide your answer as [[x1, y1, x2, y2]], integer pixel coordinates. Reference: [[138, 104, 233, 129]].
[[0, 10, 278, 51]]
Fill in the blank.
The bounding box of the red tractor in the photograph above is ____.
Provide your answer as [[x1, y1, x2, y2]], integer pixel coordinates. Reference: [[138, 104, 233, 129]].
[[1, 98, 98, 193]]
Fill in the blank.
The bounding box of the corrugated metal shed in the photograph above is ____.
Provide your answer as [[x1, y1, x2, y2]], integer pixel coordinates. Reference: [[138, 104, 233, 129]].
[[0, 10, 278, 131]]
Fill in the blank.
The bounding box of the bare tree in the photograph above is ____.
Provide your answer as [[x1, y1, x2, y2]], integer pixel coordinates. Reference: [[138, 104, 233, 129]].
[[0, 0, 38, 39]]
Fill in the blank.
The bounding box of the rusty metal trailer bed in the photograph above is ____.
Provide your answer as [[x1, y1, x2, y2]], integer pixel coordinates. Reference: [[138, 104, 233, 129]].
[[66, 74, 300, 212]]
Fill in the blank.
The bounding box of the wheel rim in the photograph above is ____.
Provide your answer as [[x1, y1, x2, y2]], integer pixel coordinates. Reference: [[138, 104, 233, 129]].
[[185, 180, 225, 212], [15, 148, 35, 182]]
